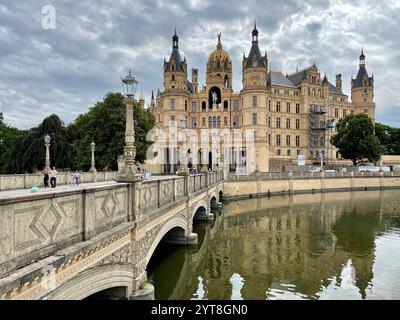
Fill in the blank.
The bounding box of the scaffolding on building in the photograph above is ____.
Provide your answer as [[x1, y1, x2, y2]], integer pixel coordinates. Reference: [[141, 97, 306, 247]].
[[309, 103, 335, 161]]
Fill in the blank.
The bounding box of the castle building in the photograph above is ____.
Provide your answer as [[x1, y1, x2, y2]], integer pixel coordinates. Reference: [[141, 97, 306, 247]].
[[149, 25, 375, 173]]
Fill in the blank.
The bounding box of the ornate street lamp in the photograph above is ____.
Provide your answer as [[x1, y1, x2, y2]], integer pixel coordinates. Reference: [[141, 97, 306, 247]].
[[177, 118, 189, 176], [117, 70, 140, 182], [89, 141, 97, 172], [44, 134, 51, 171]]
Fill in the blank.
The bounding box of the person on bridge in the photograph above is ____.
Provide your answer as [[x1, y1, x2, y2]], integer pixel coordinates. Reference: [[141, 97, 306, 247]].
[[43, 168, 49, 188], [74, 170, 81, 186], [50, 167, 57, 188]]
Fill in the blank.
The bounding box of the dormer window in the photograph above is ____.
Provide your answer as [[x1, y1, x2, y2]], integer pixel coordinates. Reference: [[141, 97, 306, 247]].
[[252, 60, 257, 68], [171, 65, 175, 71]]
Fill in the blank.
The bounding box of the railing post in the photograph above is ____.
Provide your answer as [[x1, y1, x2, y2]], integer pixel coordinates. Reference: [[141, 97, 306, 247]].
[[157, 179, 161, 208]]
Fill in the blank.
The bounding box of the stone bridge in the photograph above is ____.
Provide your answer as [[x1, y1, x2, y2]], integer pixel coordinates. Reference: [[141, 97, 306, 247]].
[[0, 172, 224, 300]]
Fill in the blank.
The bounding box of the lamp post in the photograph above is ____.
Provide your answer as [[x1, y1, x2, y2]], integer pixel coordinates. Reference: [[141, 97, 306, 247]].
[[255, 148, 259, 172], [320, 154, 324, 172], [44, 134, 51, 171], [117, 70, 140, 182], [177, 118, 189, 176], [90, 141, 97, 172]]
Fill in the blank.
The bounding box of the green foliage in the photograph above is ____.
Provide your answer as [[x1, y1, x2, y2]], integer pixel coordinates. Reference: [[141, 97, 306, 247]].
[[0, 118, 23, 173], [3, 114, 75, 173], [375, 122, 400, 155], [330, 113, 384, 165], [73, 92, 155, 171]]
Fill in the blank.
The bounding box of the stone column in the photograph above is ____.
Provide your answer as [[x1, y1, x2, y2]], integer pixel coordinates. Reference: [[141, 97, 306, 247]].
[[45, 141, 50, 171], [89, 142, 97, 172], [117, 98, 140, 182]]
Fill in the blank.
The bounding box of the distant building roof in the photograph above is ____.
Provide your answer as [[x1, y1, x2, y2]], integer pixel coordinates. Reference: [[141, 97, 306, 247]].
[[352, 65, 373, 89], [267, 71, 296, 88]]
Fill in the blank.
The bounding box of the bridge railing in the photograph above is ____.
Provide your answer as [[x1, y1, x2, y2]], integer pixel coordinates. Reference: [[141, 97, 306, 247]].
[[137, 172, 223, 216], [227, 171, 400, 181], [0, 171, 118, 191], [0, 182, 131, 279]]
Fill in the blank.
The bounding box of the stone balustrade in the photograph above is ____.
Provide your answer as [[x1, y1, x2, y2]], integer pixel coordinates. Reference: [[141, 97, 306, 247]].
[[0, 171, 118, 191]]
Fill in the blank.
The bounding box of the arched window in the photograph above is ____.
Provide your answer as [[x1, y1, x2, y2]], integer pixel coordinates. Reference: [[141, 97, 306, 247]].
[[224, 75, 229, 88], [202, 101, 206, 110], [224, 116, 228, 126], [208, 116, 212, 128], [213, 116, 217, 128], [202, 117, 206, 127], [217, 116, 221, 128], [224, 100, 228, 110]]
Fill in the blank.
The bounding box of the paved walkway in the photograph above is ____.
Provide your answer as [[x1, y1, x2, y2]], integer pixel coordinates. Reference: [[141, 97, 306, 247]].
[[0, 175, 180, 200]]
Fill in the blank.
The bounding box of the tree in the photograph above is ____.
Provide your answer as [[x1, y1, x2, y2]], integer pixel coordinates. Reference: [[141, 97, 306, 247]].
[[375, 122, 400, 155], [4, 114, 75, 173], [331, 113, 384, 165], [0, 115, 23, 173], [73, 92, 155, 171]]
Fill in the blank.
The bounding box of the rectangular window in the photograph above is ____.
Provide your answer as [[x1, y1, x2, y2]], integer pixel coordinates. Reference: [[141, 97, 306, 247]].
[[296, 119, 300, 130], [170, 99, 175, 110], [184, 100, 188, 111], [277, 149, 281, 156], [192, 101, 197, 112], [276, 117, 281, 128], [343, 109, 346, 117], [286, 118, 291, 129], [287, 149, 291, 156], [252, 96, 257, 107], [192, 117, 197, 128], [276, 101, 281, 112], [268, 100, 271, 111], [233, 100, 239, 111], [268, 134, 271, 144], [170, 115, 176, 126], [233, 116, 239, 127], [351, 110, 354, 114], [297, 149, 300, 156], [276, 134, 281, 146], [284, 90, 289, 95], [335, 108, 339, 117], [286, 135, 291, 147], [252, 113, 257, 125], [296, 135, 300, 147], [268, 117, 271, 128], [286, 102, 291, 113], [295, 103, 300, 114]]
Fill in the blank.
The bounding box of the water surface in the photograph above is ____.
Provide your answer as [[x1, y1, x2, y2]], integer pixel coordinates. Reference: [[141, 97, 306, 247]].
[[148, 190, 400, 300]]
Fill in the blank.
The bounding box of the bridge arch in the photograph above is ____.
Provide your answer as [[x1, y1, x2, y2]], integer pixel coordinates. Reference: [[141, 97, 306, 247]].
[[146, 214, 189, 266], [46, 264, 133, 300], [192, 199, 209, 220]]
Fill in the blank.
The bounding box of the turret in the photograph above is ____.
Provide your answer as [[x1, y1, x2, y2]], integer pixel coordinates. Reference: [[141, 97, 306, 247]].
[[336, 73, 342, 91], [192, 68, 198, 93], [163, 29, 188, 91], [351, 49, 375, 120]]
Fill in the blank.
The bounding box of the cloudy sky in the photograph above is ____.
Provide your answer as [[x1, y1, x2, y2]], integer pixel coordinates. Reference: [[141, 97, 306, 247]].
[[0, 0, 399, 129]]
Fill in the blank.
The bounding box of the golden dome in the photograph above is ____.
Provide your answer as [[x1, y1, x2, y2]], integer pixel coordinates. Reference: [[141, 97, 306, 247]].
[[208, 33, 231, 64], [139, 90, 145, 101]]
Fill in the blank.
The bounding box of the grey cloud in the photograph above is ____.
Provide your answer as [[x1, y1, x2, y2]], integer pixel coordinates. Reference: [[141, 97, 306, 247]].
[[0, 0, 399, 129]]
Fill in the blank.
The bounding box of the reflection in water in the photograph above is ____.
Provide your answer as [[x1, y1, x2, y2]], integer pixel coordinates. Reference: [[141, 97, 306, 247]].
[[147, 190, 400, 300]]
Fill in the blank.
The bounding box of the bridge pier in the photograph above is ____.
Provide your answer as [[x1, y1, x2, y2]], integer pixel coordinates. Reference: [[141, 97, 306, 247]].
[[129, 283, 155, 300], [163, 231, 198, 245], [210, 202, 223, 213]]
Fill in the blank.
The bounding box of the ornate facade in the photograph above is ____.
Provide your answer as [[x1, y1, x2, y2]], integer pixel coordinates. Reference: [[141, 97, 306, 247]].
[[149, 25, 375, 173]]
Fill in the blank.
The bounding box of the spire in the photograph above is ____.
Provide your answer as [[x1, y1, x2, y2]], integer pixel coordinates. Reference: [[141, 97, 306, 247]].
[[322, 74, 328, 84], [151, 90, 154, 100], [217, 32, 222, 49], [359, 48, 365, 65], [172, 28, 179, 49], [252, 20, 259, 42]]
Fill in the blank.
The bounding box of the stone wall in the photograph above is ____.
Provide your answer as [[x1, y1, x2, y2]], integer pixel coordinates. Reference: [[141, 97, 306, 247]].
[[224, 171, 400, 199], [0, 171, 118, 191]]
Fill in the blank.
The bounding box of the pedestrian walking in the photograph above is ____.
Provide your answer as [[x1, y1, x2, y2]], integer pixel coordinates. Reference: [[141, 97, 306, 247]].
[[74, 170, 81, 186], [43, 168, 49, 188], [50, 167, 57, 188]]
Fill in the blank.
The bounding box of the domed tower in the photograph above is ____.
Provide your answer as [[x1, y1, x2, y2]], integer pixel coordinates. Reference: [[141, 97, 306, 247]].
[[242, 22, 268, 89], [206, 33, 232, 108], [139, 90, 145, 108], [163, 29, 188, 91], [351, 49, 375, 121]]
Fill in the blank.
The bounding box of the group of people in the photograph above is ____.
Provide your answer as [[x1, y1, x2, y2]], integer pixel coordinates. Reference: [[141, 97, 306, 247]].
[[42, 167, 81, 188], [43, 167, 58, 188], [138, 168, 151, 180]]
